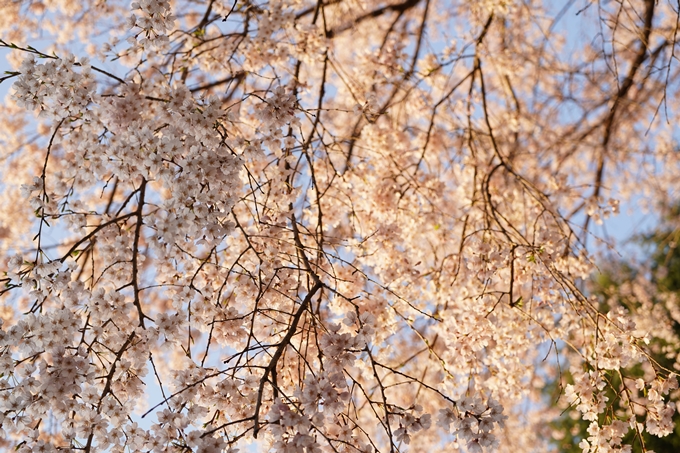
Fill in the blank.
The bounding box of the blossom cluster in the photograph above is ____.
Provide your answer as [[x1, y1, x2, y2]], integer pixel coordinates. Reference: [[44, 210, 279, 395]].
[[127, 0, 175, 49], [11, 54, 95, 120], [438, 397, 507, 452]]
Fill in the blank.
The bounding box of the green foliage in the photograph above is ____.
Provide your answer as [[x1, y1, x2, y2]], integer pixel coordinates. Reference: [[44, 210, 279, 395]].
[[549, 224, 680, 453]]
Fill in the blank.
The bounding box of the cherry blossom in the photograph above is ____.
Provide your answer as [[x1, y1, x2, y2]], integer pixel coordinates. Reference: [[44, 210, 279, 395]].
[[0, 1, 679, 452]]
